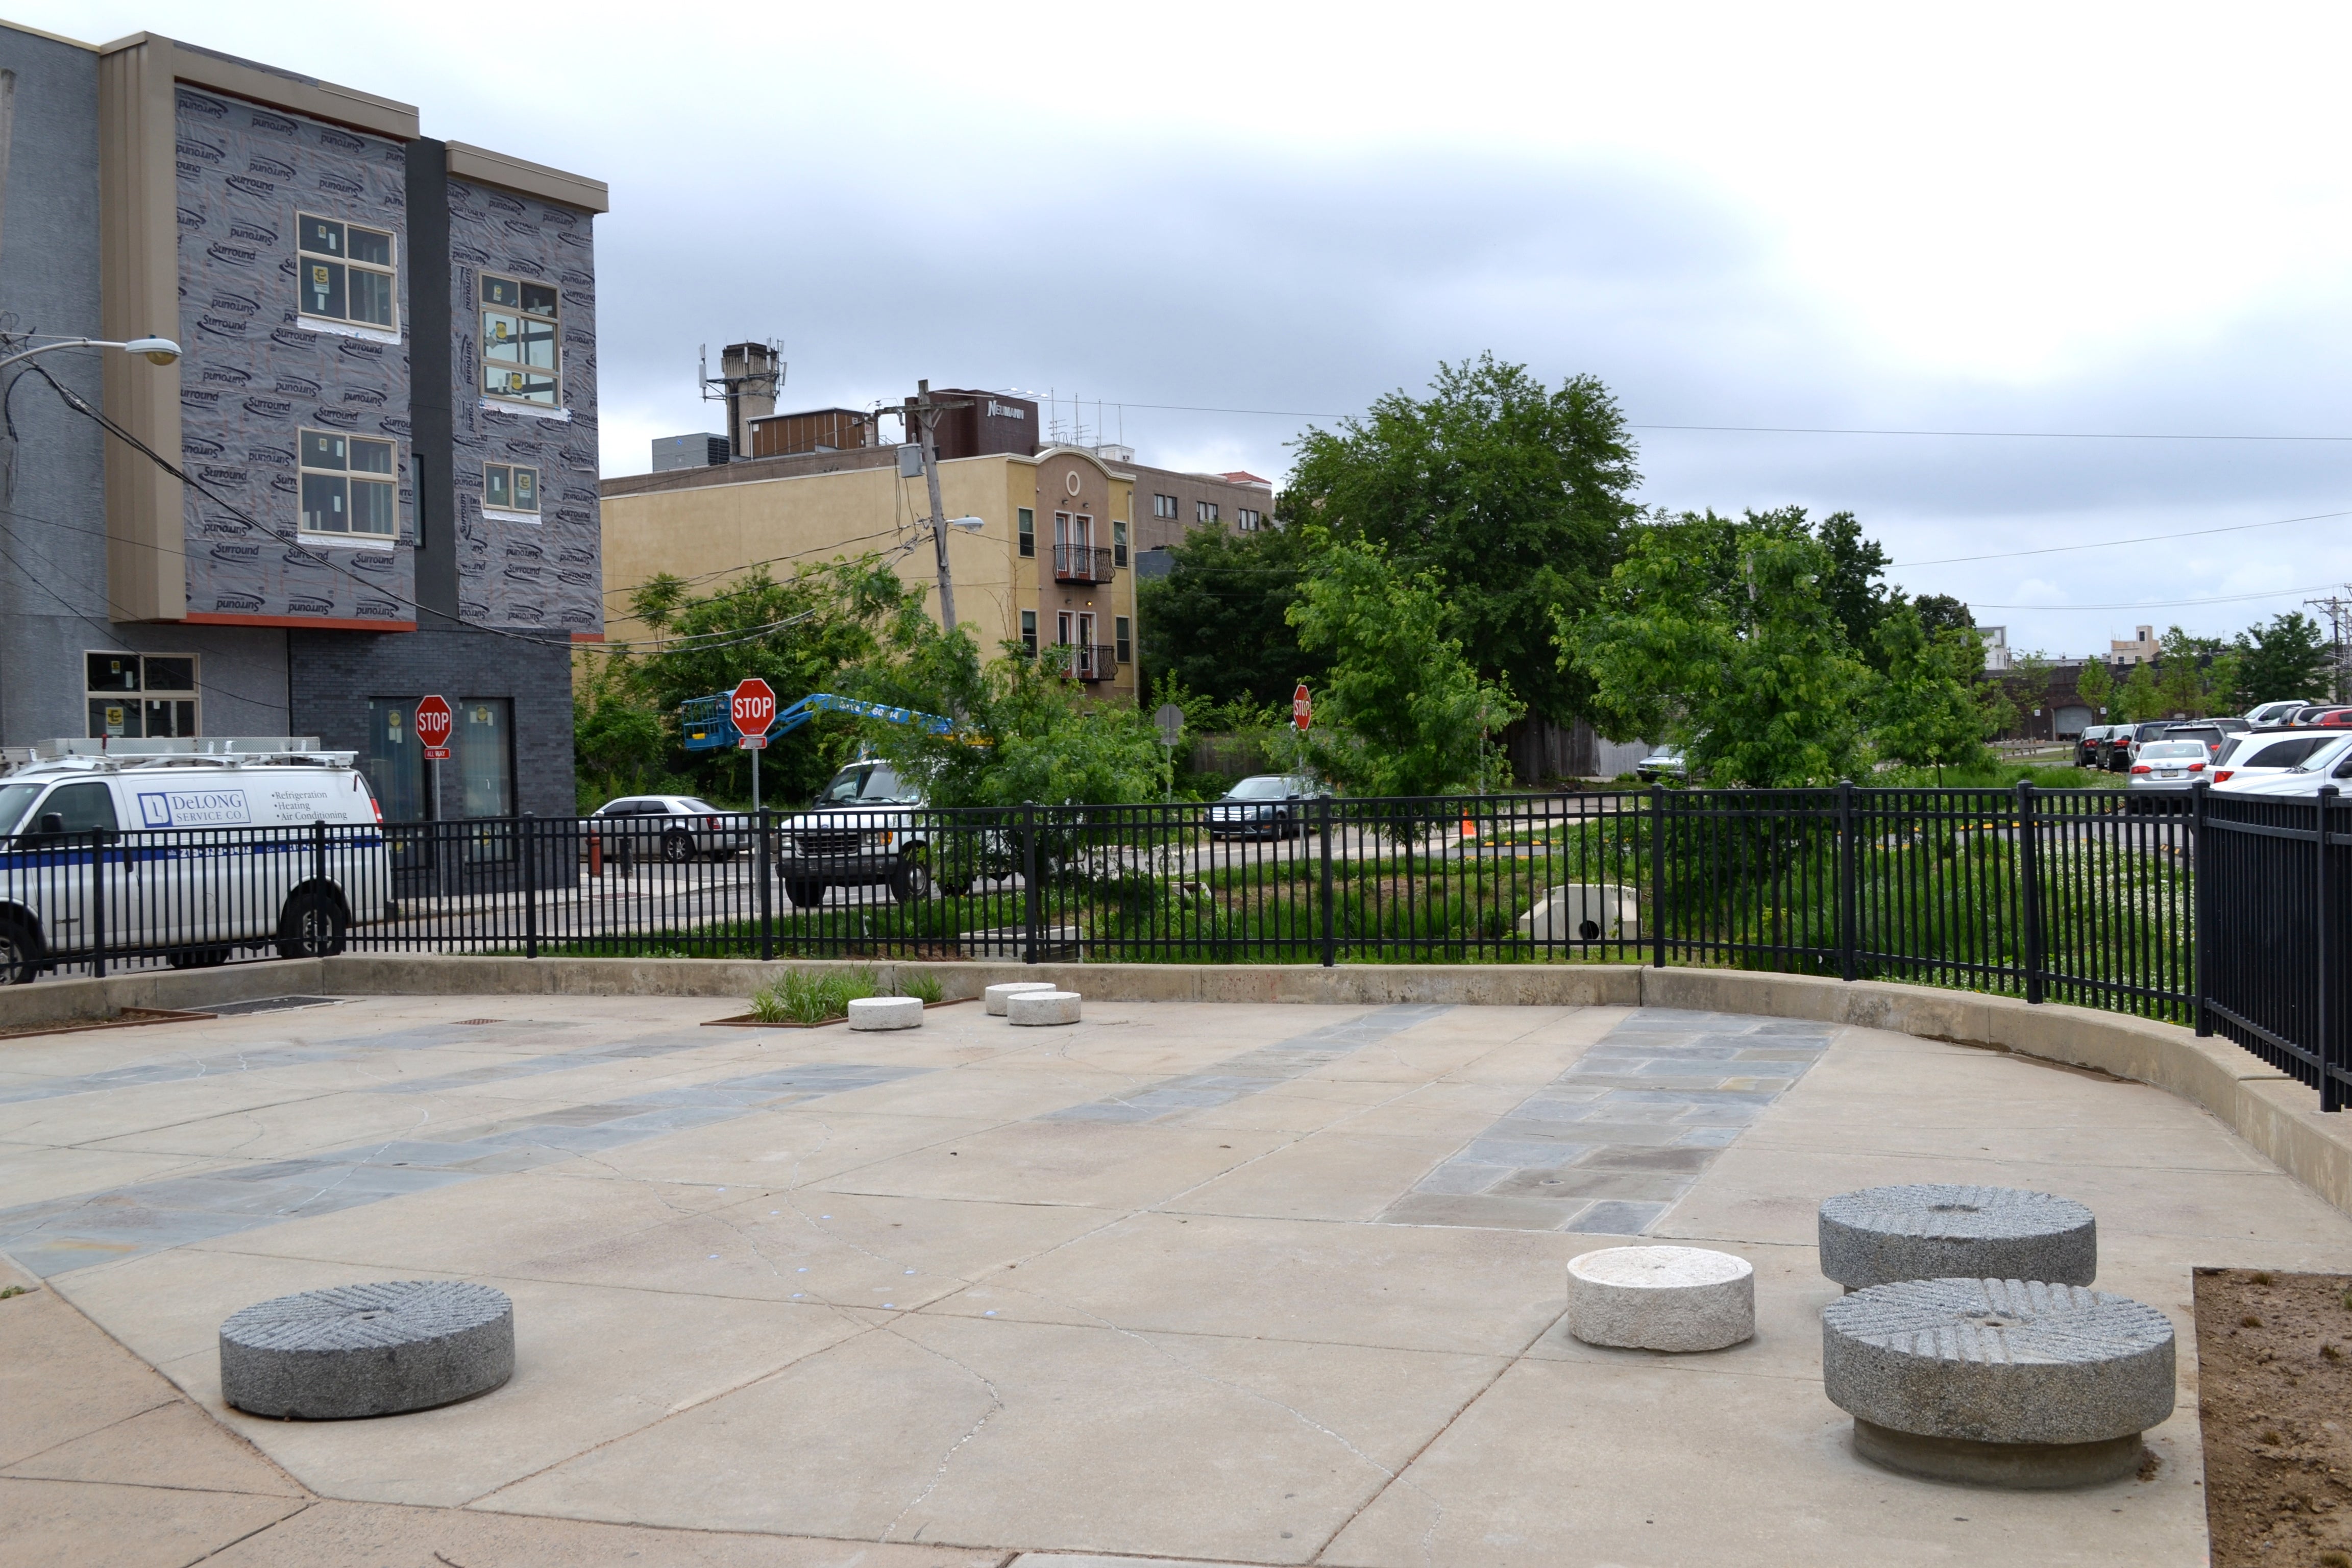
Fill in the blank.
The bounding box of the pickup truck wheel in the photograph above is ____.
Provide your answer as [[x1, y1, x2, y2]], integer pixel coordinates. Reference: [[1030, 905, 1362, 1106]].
[[662, 830, 695, 864], [784, 880, 823, 908], [166, 946, 232, 970], [890, 855, 933, 904], [0, 918, 40, 985], [275, 888, 348, 959]]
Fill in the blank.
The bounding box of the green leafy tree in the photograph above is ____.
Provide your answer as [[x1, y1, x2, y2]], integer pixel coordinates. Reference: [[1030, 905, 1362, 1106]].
[[1284, 354, 1639, 729], [1568, 512, 1873, 787], [1282, 537, 1524, 799], [1135, 524, 1327, 709], [2075, 655, 2115, 719], [571, 659, 676, 813], [2116, 659, 2162, 723], [1871, 608, 1992, 780], [843, 605, 1166, 808], [609, 557, 917, 805], [2005, 648, 2053, 733], [2232, 610, 2334, 706], [1814, 511, 1899, 666], [2156, 626, 2228, 717], [1910, 593, 1976, 639]]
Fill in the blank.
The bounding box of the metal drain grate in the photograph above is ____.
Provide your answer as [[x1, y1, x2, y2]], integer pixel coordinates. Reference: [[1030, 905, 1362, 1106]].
[[204, 995, 344, 1017], [455, 1019, 504, 1026]]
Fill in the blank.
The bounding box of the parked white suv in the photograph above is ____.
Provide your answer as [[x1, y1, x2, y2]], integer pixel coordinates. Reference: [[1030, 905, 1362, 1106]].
[[0, 751, 389, 982]]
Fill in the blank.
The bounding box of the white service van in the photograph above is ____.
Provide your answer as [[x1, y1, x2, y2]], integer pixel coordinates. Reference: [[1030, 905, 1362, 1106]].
[[0, 751, 390, 983]]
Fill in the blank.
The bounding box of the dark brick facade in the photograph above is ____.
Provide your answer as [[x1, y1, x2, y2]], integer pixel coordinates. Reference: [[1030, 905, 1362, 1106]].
[[288, 626, 575, 818]]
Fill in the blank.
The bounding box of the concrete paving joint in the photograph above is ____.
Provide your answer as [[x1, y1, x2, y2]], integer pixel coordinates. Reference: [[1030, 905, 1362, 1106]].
[[1822, 1277, 2174, 1488], [1565, 1246, 1755, 1352], [1819, 1183, 2097, 1290], [219, 1280, 514, 1420]]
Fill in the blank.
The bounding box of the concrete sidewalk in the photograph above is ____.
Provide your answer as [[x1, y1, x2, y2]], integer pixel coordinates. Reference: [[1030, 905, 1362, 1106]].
[[5, 992, 2347, 1564]]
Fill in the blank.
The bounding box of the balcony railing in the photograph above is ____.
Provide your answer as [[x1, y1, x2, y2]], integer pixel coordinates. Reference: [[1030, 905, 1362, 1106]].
[[1048, 642, 1119, 681], [1054, 543, 1115, 583]]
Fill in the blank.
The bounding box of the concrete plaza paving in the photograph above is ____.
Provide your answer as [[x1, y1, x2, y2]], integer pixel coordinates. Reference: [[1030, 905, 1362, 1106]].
[[5, 990, 2350, 1565]]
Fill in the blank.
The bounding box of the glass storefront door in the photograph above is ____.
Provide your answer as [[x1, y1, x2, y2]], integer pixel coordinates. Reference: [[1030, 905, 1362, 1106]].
[[365, 699, 428, 823], [458, 698, 513, 818]]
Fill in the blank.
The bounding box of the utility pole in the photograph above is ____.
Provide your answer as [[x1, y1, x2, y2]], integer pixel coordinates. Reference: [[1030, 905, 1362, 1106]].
[[905, 379, 972, 632], [2305, 588, 2351, 703]]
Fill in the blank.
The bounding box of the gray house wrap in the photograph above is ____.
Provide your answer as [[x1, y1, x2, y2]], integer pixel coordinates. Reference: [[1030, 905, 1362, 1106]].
[[447, 178, 601, 635], [173, 87, 418, 624]]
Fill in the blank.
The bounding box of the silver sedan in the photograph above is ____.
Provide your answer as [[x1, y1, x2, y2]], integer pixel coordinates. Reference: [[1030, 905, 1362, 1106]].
[[2123, 741, 2211, 811]]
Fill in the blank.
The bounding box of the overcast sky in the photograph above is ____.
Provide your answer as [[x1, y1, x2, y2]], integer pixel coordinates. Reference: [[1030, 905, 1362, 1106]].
[[30, 1, 2352, 658]]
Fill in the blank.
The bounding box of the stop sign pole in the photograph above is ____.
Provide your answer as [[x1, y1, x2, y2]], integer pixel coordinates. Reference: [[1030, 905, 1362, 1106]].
[[414, 696, 452, 821], [731, 678, 778, 812]]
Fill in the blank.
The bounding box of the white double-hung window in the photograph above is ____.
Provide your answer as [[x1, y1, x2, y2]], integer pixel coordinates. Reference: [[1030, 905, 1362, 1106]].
[[297, 214, 398, 335], [483, 461, 541, 521], [299, 429, 399, 541], [481, 273, 560, 408]]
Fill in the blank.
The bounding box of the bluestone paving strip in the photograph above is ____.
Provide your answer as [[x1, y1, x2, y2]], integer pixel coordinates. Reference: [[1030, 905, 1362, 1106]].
[[1036, 1002, 1455, 1124], [0, 1054, 932, 1278], [1379, 1007, 1830, 1235]]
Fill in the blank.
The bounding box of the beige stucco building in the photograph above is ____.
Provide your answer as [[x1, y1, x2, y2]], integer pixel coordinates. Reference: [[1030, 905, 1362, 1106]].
[[600, 445, 1149, 700]]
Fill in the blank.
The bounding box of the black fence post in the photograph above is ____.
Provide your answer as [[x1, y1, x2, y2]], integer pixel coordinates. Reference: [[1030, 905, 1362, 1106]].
[[2017, 781, 2044, 1005], [521, 815, 540, 961], [757, 808, 775, 963], [2191, 778, 2212, 1037], [1649, 784, 1668, 970], [1021, 801, 1039, 966], [2320, 785, 2339, 1114], [1836, 779, 1857, 982], [1319, 796, 1336, 969], [311, 817, 327, 885], [88, 827, 107, 981]]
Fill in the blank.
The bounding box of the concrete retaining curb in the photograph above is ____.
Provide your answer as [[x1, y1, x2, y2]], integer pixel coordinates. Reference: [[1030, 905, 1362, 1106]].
[[5, 953, 2342, 1218]]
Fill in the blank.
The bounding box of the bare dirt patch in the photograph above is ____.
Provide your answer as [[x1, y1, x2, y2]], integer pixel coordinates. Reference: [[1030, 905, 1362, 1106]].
[[2195, 1267, 2352, 1566]]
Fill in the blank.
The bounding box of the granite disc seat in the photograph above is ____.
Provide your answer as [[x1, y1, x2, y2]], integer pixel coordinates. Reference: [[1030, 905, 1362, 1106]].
[[1566, 1245, 1754, 1352], [220, 1280, 514, 1420], [847, 995, 923, 1031], [1006, 990, 1081, 1026], [984, 981, 1060, 1016], [1819, 1184, 2095, 1290], [1822, 1277, 2173, 1488]]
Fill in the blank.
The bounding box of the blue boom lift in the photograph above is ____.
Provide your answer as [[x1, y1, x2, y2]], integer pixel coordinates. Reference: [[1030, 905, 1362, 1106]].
[[678, 691, 957, 752]]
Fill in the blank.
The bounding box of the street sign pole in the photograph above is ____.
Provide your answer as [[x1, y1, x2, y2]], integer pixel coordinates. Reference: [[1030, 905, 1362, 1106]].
[[731, 678, 778, 815], [415, 696, 453, 823]]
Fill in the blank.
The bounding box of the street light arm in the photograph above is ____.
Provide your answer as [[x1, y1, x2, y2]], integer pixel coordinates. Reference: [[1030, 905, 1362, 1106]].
[[0, 336, 181, 371]]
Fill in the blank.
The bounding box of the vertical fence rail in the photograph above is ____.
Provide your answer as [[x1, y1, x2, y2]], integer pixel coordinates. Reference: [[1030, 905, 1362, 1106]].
[[7, 782, 2342, 1110]]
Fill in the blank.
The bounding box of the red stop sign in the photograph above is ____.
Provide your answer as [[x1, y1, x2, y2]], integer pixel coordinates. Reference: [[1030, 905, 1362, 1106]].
[[414, 695, 453, 760], [1292, 683, 1311, 732], [731, 677, 777, 743]]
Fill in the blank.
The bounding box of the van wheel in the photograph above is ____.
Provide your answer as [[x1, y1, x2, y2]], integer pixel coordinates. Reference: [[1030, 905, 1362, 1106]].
[[0, 918, 40, 985], [166, 946, 232, 970], [662, 830, 695, 864], [275, 889, 348, 959], [784, 880, 823, 908], [890, 854, 933, 904]]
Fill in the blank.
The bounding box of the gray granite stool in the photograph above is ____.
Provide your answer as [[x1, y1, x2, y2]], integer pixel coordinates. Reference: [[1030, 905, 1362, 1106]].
[[1819, 1184, 2095, 1290], [1822, 1277, 2173, 1488], [220, 1280, 513, 1419]]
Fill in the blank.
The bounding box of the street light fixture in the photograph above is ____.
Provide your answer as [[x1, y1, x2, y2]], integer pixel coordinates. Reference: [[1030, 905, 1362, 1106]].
[[946, 516, 985, 533], [0, 334, 183, 372]]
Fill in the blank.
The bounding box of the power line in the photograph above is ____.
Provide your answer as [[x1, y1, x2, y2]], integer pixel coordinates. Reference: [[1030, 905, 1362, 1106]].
[[1890, 506, 2352, 568], [1079, 396, 2352, 443], [1968, 580, 2348, 612]]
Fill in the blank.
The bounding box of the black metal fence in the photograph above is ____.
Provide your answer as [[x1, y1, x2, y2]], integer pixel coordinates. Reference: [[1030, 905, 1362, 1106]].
[[2, 785, 2340, 1105]]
